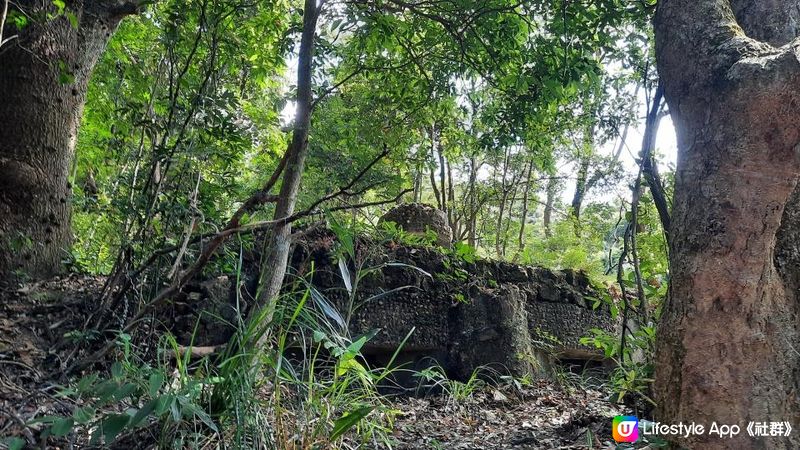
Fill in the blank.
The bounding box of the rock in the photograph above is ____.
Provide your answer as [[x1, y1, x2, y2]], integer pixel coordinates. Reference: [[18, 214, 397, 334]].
[[379, 203, 453, 248], [284, 232, 620, 382], [164, 275, 240, 347], [492, 389, 509, 402], [179, 228, 619, 384]]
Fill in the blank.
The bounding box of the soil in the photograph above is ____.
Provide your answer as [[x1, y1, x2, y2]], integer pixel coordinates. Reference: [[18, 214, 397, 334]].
[[384, 380, 633, 449]]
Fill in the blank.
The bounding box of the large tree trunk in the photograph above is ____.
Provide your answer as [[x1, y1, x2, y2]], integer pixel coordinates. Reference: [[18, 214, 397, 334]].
[[0, 1, 138, 282], [654, 1, 800, 447]]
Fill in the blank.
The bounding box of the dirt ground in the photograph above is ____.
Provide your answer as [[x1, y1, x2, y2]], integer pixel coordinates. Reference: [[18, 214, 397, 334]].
[[384, 379, 633, 449]]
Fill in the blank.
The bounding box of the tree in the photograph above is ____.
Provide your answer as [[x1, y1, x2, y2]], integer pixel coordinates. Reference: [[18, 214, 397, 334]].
[[0, 1, 142, 281], [253, 0, 320, 320], [654, 1, 800, 448]]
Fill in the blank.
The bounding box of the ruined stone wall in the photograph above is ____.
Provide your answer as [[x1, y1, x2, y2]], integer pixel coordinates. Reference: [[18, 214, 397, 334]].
[[290, 230, 619, 379], [169, 229, 619, 380]]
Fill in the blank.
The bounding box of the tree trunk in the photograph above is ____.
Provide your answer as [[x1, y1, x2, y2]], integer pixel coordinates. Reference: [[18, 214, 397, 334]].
[[437, 130, 447, 217], [412, 166, 422, 203], [571, 122, 596, 221], [516, 160, 534, 259], [253, 0, 319, 319], [467, 155, 478, 247], [543, 176, 557, 238], [446, 160, 458, 238], [428, 126, 442, 210], [640, 84, 671, 246], [654, 1, 800, 447], [570, 158, 589, 221], [495, 147, 510, 258], [0, 1, 138, 282], [501, 179, 519, 258]]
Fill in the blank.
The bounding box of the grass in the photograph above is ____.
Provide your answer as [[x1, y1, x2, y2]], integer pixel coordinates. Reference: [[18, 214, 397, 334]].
[[28, 248, 412, 449]]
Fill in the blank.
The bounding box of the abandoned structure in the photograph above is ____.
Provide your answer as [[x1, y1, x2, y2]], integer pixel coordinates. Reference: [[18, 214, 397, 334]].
[[172, 204, 619, 381]]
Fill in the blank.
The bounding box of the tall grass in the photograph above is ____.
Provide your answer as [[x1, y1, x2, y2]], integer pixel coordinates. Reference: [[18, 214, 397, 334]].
[[33, 249, 412, 449]]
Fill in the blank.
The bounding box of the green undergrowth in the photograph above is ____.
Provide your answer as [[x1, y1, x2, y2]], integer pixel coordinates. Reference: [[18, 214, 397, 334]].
[[22, 274, 413, 449], [7, 219, 660, 450]]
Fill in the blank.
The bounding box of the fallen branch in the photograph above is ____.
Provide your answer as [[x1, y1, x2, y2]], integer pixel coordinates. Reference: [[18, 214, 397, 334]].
[[175, 345, 219, 358], [0, 406, 36, 445]]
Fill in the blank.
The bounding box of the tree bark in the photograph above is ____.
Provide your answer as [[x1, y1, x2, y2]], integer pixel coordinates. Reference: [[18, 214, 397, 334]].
[[466, 155, 478, 247], [253, 0, 319, 320], [501, 178, 519, 258], [0, 1, 139, 282], [412, 166, 421, 203], [446, 160, 459, 238], [571, 119, 599, 221], [437, 128, 447, 216], [639, 84, 671, 245], [570, 157, 590, 220], [516, 160, 534, 259], [495, 147, 511, 258], [543, 176, 558, 238], [654, 1, 800, 447], [428, 126, 442, 210]]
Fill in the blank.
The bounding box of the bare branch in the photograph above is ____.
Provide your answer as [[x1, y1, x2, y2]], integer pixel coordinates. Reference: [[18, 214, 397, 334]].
[[0, 0, 17, 49]]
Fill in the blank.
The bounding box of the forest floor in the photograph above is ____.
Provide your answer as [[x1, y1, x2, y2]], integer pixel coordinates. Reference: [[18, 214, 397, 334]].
[[0, 274, 648, 449], [383, 380, 633, 449]]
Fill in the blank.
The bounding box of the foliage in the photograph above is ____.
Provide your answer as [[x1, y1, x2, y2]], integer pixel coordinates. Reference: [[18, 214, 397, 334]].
[[414, 365, 489, 404], [35, 336, 221, 447], [68, 0, 656, 280], [35, 0, 674, 443], [29, 238, 417, 448]]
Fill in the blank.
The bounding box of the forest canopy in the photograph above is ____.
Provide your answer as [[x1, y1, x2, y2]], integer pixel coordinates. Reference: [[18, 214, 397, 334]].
[[67, 0, 657, 276]]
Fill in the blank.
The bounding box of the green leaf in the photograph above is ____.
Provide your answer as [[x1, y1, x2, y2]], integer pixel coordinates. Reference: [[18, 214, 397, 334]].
[[51, 417, 74, 437], [130, 398, 158, 428], [96, 380, 119, 403], [330, 405, 374, 441], [113, 382, 137, 401], [343, 329, 378, 360], [110, 362, 124, 378], [77, 373, 99, 393], [4, 437, 25, 450], [101, 414, 130, 443], [182, 402, 218, 432], [66, 11, 78, 29], [154, 394, 175, 416], [11, 14, 29, 29], [170, 396, 181, 422], [148, 372, 164, 397], [73, 406, 95, 424]]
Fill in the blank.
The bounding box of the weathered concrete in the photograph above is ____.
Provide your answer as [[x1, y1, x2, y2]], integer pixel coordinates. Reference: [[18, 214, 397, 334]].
[[170, 229, 619, 381], [379, 203, 452, 248], [287, 230, 618, 379]]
